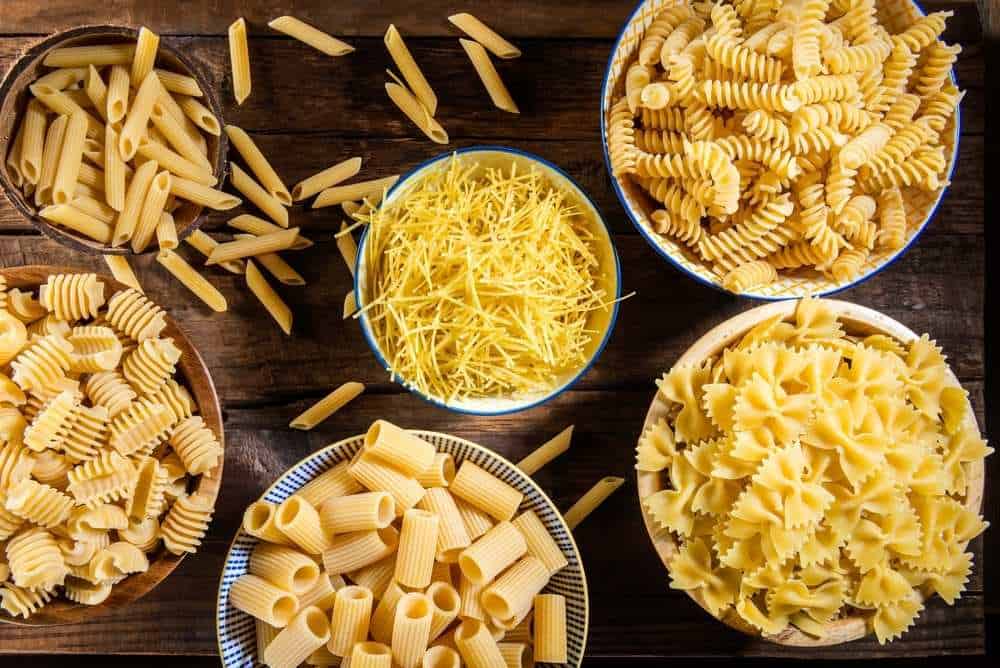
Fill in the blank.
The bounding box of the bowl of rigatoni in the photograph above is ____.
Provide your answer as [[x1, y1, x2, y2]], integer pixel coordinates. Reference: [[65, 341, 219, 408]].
[[0, 25, 232, 255], [216, 421, 588, 667]]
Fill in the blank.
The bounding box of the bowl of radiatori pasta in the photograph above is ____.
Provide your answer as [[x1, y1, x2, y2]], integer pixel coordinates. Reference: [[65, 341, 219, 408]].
[[636, 296, 989, 646], [216, 422, 588, 667], [0, 265, 223, 625], [0, 25, 232, 255], [601, 0, 963, 298]]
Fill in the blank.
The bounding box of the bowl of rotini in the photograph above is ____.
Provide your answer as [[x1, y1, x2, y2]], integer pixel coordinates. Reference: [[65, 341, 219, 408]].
[[601, 0, 962, 298], [0, 25, 230, 255], [636, 296, 989, 645], [217, 423, 588, 666], [0, 265, 223, 625]]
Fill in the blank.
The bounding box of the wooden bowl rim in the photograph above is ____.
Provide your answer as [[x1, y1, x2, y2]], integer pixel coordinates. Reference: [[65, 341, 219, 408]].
[[0, 264, 225, 626], [0, 25, 229, 256], [635, 299, 986, 647]]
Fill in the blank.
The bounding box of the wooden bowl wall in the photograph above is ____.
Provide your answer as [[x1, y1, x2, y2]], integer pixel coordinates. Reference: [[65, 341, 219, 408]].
[[0, 265, 224, 626], [0, 26, 228, 255], [636, 299, 986, 647]]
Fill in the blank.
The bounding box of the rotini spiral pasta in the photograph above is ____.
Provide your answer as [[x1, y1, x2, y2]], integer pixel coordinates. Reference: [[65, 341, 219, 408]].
[[913, 41, 962, 98], [722, 259, 777, 292], [918, 85, 963, 133], [876, 186, 907, 251], [640, 178, 705, 224], [707, 33, 783, 83], [701, 79, 801, 112], [860, 146, 946, 193], [793, 74, 859, 104], [765, 240, 833, 270], [651, 209, 703, 246], [791, 0, 829, 80], [824, 38, 892, 74], [865, 119, 936, 176], [792, 126, 848, 155], [626, 63, 655, 113], [880, 37, 916, 104], [38, 273, 106, 323], [697, 193, 794, 263], [607, 98, 637, 176], [709, 1, 743, 39], [896, 10, 952, 53], [635, 128, 687, 154], [742, 110, 790, 149], [640, 106, 686, 130], [661, 16, 706, 66], [639, 4, 695, 65], [839, 123, 892, 170], [882, 92, 921, 130], [715, 135, 799, 179], [835, 195, 878, 249], [104, 289, 167, 342], [830, 246, 869, 282]]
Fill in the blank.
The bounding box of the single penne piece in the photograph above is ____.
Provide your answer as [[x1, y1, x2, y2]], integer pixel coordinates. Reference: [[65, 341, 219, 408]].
[[230, 163, 289, 226], [268, 16, 354, 56], [384, 25, 437, 116], [77, 161, 107, 189], [291, 156, 362, 201], [63, 87, 94, 109], [185, 229, 245, 274], [155, 210, 179, 249], [246, 260, 292, 335], [343, 290, 357, 319], [103, 124, 127, 210], [227, 214, 313, 249], [19, 100, 48, 184], [119, 70, 164, 160], [459, 39, 519, 114], [150, 101, 212, 171], [131, 170, 172, 252], [225, 125, 291, 205], [177, 96, 221, 136], [5, 116, 25, 188], [157, 249, 228, 312], [448, 14, 521, 59], [312, 174, 400, 209], [337, 222, 358, 276], [70, 194, 117, 223], [29, 84, 103, 137], [106, 65, 130, 123], [43, 43, 136, 67], [52, 111, 89, 205], [563, 476, 625, 529], [131, 27, 160, 85], [517, 425, 573, 475], [154, 90, 208, 155], [74, 181, 104, 201], [384, 82, 448, 145], [35, 114, 68, 206], [532, 594, 567, 663], [34, 67, 87, 91], [289, 381, 365, 430], [156, 68, 203, 97], [137, 136, 216, 186], [112, 158, 159, 247], [83, 66, 109, 121], [169, 176, 241, 209], [229, 18, 252, 105], [39, 204, 112, 243], [247, 248, 306, 286], [206, 227, 299, 265], [102, 254, 143, 292], [450, 461, 523, 522]]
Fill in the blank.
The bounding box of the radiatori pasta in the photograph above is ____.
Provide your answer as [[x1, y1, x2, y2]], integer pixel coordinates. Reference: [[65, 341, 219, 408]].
[[0, 274, 218, 620], [639, 297, 991, 643]]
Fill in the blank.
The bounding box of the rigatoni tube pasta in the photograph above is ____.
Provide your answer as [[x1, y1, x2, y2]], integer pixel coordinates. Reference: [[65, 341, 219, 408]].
[[327, 585, 373, 656], [229, 573, 299, 627], [454, 619, 506, 668], [394, 509, 440, 589], [274, 494, 330, 554], [322, 526, 399, 575], [297, 460, 362, 507], [320, 491, 395, 534], [249, 542, 320, 595], [458, 521, 527, 585], [363, 420, 436, 477], [417, 488, 470, 563], [349, 452, 426, 513], [289, 381, 365, 430], [459, 39, 519, 114], [228, 18, 252, 105], [533, 594, 568, 662], [450, 460, 523, 522], [268, 16, 355, 57], [391, 592, 433, 668]]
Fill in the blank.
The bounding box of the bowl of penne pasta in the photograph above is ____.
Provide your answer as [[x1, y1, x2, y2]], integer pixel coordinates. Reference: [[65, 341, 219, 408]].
[[0, 264, 224, 625], [217, 422, 588, 666], [601, 0, 962, 298], [636, 296, 988, 645], [0, 25, 230, 255]]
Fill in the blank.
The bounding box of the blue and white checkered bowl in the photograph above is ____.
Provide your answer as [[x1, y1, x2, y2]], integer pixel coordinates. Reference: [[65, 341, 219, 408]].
[[216, 431, 589, 666]]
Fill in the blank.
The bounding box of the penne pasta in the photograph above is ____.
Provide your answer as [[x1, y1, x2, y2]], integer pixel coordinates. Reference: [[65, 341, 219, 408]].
[[5, 119, 25, 188], [225, 125, 291, 205], [82, 137, 104, 166], [34, 113, 68, 206], [517, 425, 573, 475], [131, 170, 172, 252], [43, 44, 136, 68], [246, 248, 306, 286], [206, 227, 300, 265], [177, 96, 221, 136], [106, 65, 130, 123], [246, 260, 293, 335], [343, 290, 358, 319], [137, 136, 217, 186], [29, 84, 103, 137], [230, 163, 289, 226], [103, 124, 127, 210], [39, 203, 112, 243], [185, 229, 245, 274], [169, 176, 241, 210], [291, 156, 362, 201], [229, 18, 252, 104], [51, 111, 88, 205], [460, 39, 519, 114], [563, 476, 625, 529], [119, 70, 163, 160], [70, 194, 117, 223], [102, 254, 143, 292], [228, 214, 313, 249], [384, 82, 448, 145], [156, 68, 203, 97], [112, 158, 158, 246], [312, 174, 400, 209], [337, 221, 358, 276], [154, 90, 208, 155], [532, 594, 567, 663], [289, 381, 365, 430], [83, 66, 109, 121], [448, 14, 521, 59], [131, 27, 160, 86], [19, 100, 47, 184], [268, 16, 355, 56], [76, 161, 107, 189], [150, 101, 212, 171], [384, 25, 437, 116], [33, 67, 87, 91], [155, 211, 179, 249], [157, 249, 228, 312]]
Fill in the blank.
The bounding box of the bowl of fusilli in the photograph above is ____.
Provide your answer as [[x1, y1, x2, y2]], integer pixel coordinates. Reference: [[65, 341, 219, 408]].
[[636, 296, 989, 645], [601, 0, 962, 298]]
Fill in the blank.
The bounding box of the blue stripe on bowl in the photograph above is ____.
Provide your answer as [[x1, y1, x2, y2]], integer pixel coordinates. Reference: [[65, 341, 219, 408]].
[[216, 433, 589, 666]]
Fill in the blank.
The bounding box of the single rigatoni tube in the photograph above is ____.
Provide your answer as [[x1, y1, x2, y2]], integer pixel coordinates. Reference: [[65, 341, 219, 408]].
[[104, 65, 130, 123], [455, 619, 505, 668], [564, 476, 625, 529], [458, 575, 486, 621], [103, 254, 143, 292], [395, 509, 440, 589], [131, 170, 172, 252], [459, 39, 519, 114], [384, 25, 437, 115], [351, 641, 393, 668], [228, 214, 313, 249], [169, 176, 241, 210], [112, 158, 158, 246], [291, 157, 363, 201], [52, 111, 88, 205], [418, 488, 471, 562], [298, 572, 339, 611], [481, 556, 548, 621], [320, 491, 395, 535], [416, 453, 456, 488], [155, 211, 178, 249], [225, 125, 291, 205], [150, 101, 211, 171], [137, 137, 216, 185], [455, 498, 495, 540], [230, 163, 289, 226], [103, 124, 127, 210], [322, 526, 398, 574], [263, 606, 330, 668], [327, 585, 373, 656], [242, 500, 292, 544], [517, 425, 573, 475], [450, 461, 523, 522], [297, 460, 362, 507], [72, 194, 116, 223], [337, 221, 358, 275], [229, 18, 252, 104], [349, 452, 426, 513], [131, 27, 160, 85], [248, 249, 306, 286], [185, 229, 245, 274], [426, 581, 460, 641], [206, 227, 299, 265], [312, 174, 399, 208], [384, 82, 449, 145], [458, 521, 527, 585], [156, 68, 203, 97], [250, 542, 321, 595], [19, 100, 47, 184], [257, 618, 281, 658], [29, 85, 103, 137], [34, 67, 87, 90], [275, 494, 331, 554], [363, 420, 436, 477], [43, 43, 135, 67], [423, 645, 461, 668], [448, 14, 521, 59], [392, 592, 434, 668], [370, 582, 405, 644], [177, 96, 221, 136], [34, 113, 68, 206], [533, 594, 567, 662], [268, 16, 355, 56], [39, 204, 112, 243], [120, 70, 164, 160], [229, 573, 299, 627], [349, 554, 396, 600], [511, 510, 568, 574], [83, 66, 108, 121]]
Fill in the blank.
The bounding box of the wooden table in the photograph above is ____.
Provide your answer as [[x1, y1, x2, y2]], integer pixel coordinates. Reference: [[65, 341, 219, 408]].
[[0, 0, 989, 662]]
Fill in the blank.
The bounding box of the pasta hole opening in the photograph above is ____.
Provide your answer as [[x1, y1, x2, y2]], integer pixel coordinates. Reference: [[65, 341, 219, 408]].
[[458, 555, 483, 584], [400, 594, 431, 619], [481, 591, 510, 620], [438, 547, 462, 563], [120, 137, 135, 159], [343, 585, 370, 601], [455, 619, 484, 641], [303, 606, 329, 638], [375, 494, 394, 526], [440, 457, 456, 484], [291, 184, 304, 200], [272, 594, 297, 626], [274, 191, 292, 206], [110, 101, 125, 120], [293, 563, 320, 592], [429, 583, 459, 613], [357, 642, 391, 656], [364, 421, 382, 448], [53, 190, 70, 205], [275, 498, 302, 528]]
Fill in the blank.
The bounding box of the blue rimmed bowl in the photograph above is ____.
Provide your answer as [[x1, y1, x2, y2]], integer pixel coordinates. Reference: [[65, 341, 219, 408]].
[[600, 0, 961, 300], [216, 431, 590, 666], [353, 146, 621, 415]]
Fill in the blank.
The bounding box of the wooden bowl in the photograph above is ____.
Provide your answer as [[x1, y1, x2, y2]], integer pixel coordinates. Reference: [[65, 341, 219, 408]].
[[0, 25, 228, 255], [636, 299, 986, 646], [0, 264, 224, 626]]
